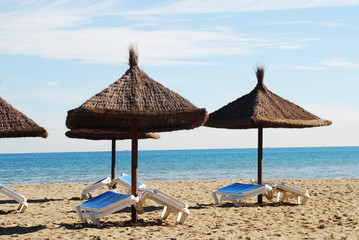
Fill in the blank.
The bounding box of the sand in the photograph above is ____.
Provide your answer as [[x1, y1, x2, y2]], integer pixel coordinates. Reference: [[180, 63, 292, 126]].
[[0, 178, 358, 239]]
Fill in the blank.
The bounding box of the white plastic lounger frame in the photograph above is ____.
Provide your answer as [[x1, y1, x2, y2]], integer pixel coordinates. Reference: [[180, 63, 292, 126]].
[[212, 183, 272, 207], [114, 173, 146, 194], [81, 176, 112, 199], [138, 189, 190, 224], [0, 184, 28, 213], [76, 191, 140, 227], [265, 181, 310, 205]]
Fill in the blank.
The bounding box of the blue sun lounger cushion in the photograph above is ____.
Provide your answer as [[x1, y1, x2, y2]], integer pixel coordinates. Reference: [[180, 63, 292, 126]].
[[81, 176, 112, 199], [76, 191, 140, 227], [0, 184, 28, 213], [114, 173, 146, 194], [212, 183, 272, 207]]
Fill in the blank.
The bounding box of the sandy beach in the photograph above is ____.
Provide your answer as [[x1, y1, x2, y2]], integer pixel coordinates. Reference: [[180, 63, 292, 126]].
[[0, 178, 358, 239]]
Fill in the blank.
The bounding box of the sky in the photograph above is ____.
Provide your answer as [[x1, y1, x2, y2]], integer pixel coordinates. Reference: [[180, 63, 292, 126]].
[[0, 0, 358, 153]]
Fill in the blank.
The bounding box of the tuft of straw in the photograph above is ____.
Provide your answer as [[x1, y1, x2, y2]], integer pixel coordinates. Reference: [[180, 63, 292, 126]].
[[129, 46, 138, 67], [256, 66, 265, 86]]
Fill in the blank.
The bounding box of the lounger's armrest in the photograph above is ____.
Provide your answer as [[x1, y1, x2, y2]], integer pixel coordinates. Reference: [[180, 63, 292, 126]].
[[0, 184, 27, 203], [142, 189, 189, 209], [262, 181, 310, 198], [81, 177, 112, 197], [276, 182, 310, 197]]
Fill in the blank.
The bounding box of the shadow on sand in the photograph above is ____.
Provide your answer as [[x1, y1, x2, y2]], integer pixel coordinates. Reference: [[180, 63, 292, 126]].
[[0, 225, 47, 236]]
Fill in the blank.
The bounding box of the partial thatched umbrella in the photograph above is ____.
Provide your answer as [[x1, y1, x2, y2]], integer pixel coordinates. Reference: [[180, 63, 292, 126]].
[[65, 129, 159, 180], [205, 66, 331, 203], [0, 97, 47, 138], [66, 47, 208, 222]]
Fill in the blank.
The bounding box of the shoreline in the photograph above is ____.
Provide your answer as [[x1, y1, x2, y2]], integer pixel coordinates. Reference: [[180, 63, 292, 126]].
[[2, 177, 359, 186], [1, 178, 358, 239], [1, 145, 358, 155]]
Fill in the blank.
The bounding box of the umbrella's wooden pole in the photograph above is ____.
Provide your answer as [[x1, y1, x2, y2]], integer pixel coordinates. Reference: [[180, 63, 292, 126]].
[[258, 127, 263, 204], [131, 119, 139, 223], [111, 139, 116, 181]]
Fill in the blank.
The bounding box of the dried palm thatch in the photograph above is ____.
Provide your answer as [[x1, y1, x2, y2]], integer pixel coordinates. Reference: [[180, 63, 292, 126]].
[[65, 129, 159, 140], [65, 47, 207, 223], [0, 97, 47, 138], [205, 66, 331, 204], [205, 67, 331, 129], [66, 47, 208, 132]]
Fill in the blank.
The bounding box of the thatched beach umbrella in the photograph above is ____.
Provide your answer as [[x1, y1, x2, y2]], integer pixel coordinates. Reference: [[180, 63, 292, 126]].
[[66, 47, 208, 222], [0, 97, 47, 138], [65, 129, 159, 180], [205, 66, 331, 203]]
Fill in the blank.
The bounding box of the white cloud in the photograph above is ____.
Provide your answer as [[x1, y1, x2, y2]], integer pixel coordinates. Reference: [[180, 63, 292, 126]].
[[46, 81, 59, 86], [319, 58, 359, 69], [0, 1, 356, 66], [287, 58, 359, 71], [256, 20, 345, 27], [123, 0, 359, 15], [291, 65, 328, 71], [0, 20, 315, 66]]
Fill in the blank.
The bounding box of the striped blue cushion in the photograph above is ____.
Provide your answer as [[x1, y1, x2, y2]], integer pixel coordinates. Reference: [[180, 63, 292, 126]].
[[120, 175, 144, 187], [216, 183, 265, 194], [81, 191, 131, 210]]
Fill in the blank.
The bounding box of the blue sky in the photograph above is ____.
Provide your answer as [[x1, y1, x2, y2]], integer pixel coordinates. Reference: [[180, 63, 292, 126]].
[[0, 0, 358, 153]]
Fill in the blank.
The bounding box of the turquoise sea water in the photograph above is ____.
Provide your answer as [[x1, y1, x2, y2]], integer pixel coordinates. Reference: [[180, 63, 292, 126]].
[[0, 146, 358, 184]]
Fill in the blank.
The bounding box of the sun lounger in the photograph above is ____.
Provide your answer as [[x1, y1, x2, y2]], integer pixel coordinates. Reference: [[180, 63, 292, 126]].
[[0, 184, 28, 213], [212, 183, 273, 207], [81, 176, 112, 199], [264, 181, 310, 205], [76, 191, 140, 227], [114, 173, 146, 194], [81, 174, 146, 199], [137, 189, 190, 224]]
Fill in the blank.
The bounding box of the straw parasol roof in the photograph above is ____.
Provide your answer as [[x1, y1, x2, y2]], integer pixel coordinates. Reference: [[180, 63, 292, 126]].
[[0, 97, 47, 138], [65, 47, 207, 222], [205, 67, 332, 129], [65, 129, 159, 140], [66, 47, 208, 132], [205, 66, 331, 204]]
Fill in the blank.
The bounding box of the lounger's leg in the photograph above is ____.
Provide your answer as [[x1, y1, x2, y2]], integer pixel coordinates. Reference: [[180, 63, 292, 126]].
[[265, 190, 273, 201], [301, 197, 309, 205], [107, 182, 115, 190], [135, 201, 144, 214], [75, 206, 85, 222], [278, 192, 287, 202], [176, 212, 183, 223], [137, 193, 149, 214], [89, 213, 101, 227], [17, 203, 28, 213], [140, 193, 149, 203], [276, 191, 282, 202], [232, 199, 240, 207], [296, 196, 301, 205], [212, 192, 220, 205], [282, 192, 289, 202], [160, 206, 171, 221], [178, 212, 188, 224], [17, 204, 23, 212], [83, 215, 89, 224]]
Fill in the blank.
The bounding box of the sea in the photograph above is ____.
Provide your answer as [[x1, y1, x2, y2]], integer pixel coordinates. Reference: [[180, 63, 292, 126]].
[[0, 146, 358, 185]]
